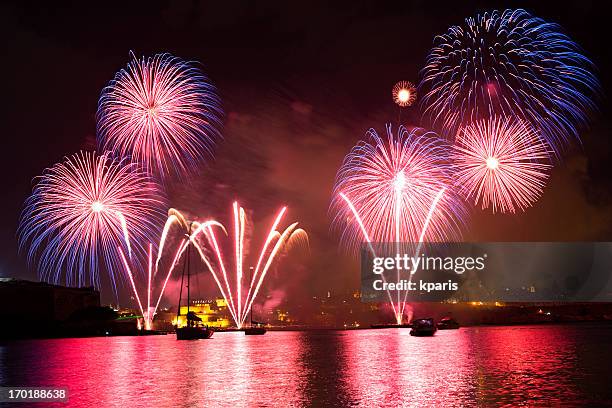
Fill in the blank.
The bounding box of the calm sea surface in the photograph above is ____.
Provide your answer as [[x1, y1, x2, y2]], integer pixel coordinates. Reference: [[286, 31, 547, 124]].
[[1, 324, 612, 407]]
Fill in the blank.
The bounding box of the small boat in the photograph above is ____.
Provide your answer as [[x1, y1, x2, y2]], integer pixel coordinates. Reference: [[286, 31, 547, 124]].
[[244, 326, 266, 335], [245, 319, 266, 335], [176, 312, 214, 340], [371, 323, 412, 329], [175, 223, 213, 340], [244, 269, 267, 336], [176, 325, 214, 340], [437, 316, 460, 330], [410, 318, 437, 336]]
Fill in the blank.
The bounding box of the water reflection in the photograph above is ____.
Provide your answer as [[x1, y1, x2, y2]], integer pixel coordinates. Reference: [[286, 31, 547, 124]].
[[341, 329, 477, 406], [1, 325, 611, 407]]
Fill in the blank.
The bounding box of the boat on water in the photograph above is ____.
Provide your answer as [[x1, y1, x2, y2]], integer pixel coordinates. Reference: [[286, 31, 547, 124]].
[[410, 318, 437, 336], [176, 312, 214, 340], [176, 327, 214, 339], [371, 323, 412, 329], [176, 326, 214, 339], [244, 268, 267, 336], [245, 320, 266, 335], [244, 326, 266, 335], [437, 316, 460, 330], [175, 223, 214, 340]]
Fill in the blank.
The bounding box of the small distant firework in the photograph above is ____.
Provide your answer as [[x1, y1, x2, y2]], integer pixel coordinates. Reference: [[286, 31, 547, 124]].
[[18, 152, 164, 294], [392, 81, 417, 107], [419, 9, 599, 152], [97, 52, 222, 181], [453, 116, 552, 214], [188, 203, 307, 329], [330, 125, 465, 324]]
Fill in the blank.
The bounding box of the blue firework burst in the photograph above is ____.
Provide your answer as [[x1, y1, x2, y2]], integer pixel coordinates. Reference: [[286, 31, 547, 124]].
[[419, 9, 599, 154]]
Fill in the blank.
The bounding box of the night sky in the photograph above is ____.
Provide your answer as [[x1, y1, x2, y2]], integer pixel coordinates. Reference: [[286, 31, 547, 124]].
[[1, 1, 611, 305]]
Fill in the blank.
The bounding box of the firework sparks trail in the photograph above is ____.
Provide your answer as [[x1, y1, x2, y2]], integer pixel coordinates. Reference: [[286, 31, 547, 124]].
[[339, 189, 446, 324], [419, 9, 599, 153], [339, 193, 400, 319], [190, 203, 307, 329], [119, 212, 223, 330], [453, 116, 552, 213], [331, 125, 465, 324], [18, 151, 165, 297], [97, 52, 223, 181]]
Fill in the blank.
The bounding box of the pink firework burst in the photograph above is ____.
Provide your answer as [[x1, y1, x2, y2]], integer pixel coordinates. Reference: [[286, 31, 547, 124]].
[[331, 125, 464, 253], [330, 125, 465, 324], [452, 116, 552, 213], [18, 152, 165, 295], [96, 52, 222, 181]]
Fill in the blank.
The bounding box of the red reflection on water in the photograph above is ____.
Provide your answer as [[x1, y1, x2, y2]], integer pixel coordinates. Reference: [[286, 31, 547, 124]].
[[1, 326, 609, 407], [472, 326, 581, 406], [21, 332, 307, 407], [341, 328, 476, 405]]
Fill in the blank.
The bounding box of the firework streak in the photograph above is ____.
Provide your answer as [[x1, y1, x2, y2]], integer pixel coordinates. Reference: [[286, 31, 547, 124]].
[[120, 206, 307, 329]]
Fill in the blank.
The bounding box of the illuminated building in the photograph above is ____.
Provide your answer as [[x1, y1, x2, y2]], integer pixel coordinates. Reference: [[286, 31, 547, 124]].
[[171, 298, 231, 328]]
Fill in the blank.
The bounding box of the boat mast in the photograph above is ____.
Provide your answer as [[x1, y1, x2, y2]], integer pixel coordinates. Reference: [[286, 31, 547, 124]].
[[186, 222, 193, 323], [175, 222, 193, 327], [176, 245, 186, 326], [249, 266, 253, 327]]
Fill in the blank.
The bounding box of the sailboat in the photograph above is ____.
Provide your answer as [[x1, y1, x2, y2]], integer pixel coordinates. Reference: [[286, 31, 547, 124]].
[[244, 267, 266, 335], [176, 224, 214, 340], [244, 309, 266, 335]]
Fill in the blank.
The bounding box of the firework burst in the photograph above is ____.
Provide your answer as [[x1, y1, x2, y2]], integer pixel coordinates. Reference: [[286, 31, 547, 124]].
[[419, 9, 599, 152], [331, 125, 464, 253], [96, 52, 222, 181], [187, 203, 307, 329], [392, 81, 417, 107], [453, 116, 552, 214], [330, 125, 465, 324], [18, 152, 165, 294]]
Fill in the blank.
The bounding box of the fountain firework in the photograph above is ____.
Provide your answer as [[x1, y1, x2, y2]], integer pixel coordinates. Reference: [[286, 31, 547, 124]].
[[190, 203, 307, 329], [120, 206, 306, 330], [331, 125, 465, 324], [118, 210, 223, 330]]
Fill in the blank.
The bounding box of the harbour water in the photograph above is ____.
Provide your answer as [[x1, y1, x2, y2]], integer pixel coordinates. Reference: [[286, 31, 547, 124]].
[[2, 324, 612, 407]]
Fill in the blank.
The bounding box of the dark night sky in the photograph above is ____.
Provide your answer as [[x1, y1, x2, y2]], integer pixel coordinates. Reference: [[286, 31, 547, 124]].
[[1, 1, 611, 305]]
